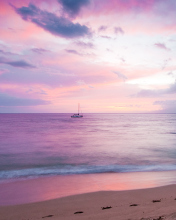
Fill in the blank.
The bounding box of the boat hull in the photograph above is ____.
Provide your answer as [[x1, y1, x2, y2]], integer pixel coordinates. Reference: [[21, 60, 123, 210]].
[[71, 115, 83, 118]]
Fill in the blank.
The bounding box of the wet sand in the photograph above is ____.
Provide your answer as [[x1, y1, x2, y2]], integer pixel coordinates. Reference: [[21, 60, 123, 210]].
[[1, 184, 176, 220]]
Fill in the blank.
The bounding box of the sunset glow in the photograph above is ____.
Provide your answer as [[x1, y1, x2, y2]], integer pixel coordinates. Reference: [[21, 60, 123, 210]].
[[0, 0, 176, 113]]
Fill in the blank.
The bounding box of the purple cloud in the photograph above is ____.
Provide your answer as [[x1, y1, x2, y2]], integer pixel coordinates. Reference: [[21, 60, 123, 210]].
[[113, 71, 128, 81], [31, 48, 49, 54], [135, 81, 176, 98], [58, 0, 90, 17], [13, 4, 91, 39], [114, 27, 124, 34], [65, 49, 82, 56], [0, 57, 36, 68], [75, 41, 94, 48], [98, 25, 108, 32], [101, 35, 111, 39], [0, 49, 17, 56], [154, 43, 169, 50], [154, 100, 176, 113], [0, 93, 50, 106]]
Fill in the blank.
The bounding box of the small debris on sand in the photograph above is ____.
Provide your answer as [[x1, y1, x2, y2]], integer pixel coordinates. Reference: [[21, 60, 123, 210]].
[[152, 200, 161, 203], [101, 206, 112, 210], [74, 211, 84, 214], [42, 215, 54, 218]]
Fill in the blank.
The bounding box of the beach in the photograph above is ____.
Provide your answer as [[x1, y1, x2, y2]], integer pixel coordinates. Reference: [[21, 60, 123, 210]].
[[0, 184, 176, 220]]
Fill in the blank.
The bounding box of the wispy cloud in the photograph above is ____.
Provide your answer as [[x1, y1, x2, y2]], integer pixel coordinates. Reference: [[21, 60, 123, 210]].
[[0, 57, 36, 68], [113, 71, 128, 81], [0, 49, 17, 56], [13, 3, 91, 39], [101, 35, 111, 39], [154, 43, 169, 50], [135, 80, 176, 98], [75, 41, 94, 48], [65, 49, 82, 56], [31, 48, 49, 54], [114, 27, 124, 34], [0, 93, 50, 106], [98, 25, 108, 32]]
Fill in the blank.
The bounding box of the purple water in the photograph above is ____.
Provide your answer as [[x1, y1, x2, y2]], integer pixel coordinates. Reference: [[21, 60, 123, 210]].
[[0, 113, 176, 180], [0, 113, 176, 205]]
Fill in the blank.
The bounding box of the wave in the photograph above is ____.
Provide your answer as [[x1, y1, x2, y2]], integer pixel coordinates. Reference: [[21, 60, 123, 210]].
[[1, 164, 176, 180]]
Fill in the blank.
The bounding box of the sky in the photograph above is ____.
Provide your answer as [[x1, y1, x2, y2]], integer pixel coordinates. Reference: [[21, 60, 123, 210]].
[[0, 0, 176, 113]]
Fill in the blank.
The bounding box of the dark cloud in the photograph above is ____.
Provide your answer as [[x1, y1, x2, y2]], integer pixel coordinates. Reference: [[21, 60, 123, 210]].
[[0, 93, 50, 106], [0, 56, 36, 68], [14, 3, 91, 39], [114, 26, 124, 34], [75, 41, 94, 48], [6, 60, 36, 68], [98, 25, 108, 32], [154, 43, 169, 50], [58, 0, 90, 17], [31, 48, 49, 54]]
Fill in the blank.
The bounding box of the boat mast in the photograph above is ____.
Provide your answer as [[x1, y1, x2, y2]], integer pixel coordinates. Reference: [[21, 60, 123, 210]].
[[78, 103, 80, 115]]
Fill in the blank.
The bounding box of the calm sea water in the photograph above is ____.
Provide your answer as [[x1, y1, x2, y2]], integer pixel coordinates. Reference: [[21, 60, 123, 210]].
[[0, 113, 176, 182]]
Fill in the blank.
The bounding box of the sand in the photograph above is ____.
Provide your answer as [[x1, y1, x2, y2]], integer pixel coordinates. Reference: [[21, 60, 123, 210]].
[[0, 184, 176, 220]]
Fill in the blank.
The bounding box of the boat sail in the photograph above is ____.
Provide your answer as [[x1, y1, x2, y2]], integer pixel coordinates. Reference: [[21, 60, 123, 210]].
[[71, 103, 83, 118]]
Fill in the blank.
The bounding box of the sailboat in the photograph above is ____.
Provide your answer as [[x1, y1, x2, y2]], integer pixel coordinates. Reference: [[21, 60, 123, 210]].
[[71, 103, 83, 118]]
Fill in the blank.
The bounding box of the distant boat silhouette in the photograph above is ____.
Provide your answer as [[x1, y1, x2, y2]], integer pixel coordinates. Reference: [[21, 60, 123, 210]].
[[71, 103, 83, 118]]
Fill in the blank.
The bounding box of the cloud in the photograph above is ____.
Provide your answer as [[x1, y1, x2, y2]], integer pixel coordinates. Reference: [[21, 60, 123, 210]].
[[120, 57, 125, 62], [14, 3, 91, 38], [31, 48, 49, 54], [98, 25, 108, 32], [166, 80, 176, 94], [65, 49, 82, 56], [75, 41, 94, 48], [154, 100, 176, 113], [0, 56, 36, 68], [58, 0, 90, 17], [135, 89, 162, 97], [0, 49, 17, 56], [114, 26, 124, 34], [101, 35, 111, 39], [113, 71, 128, 81], [154, 43, 169, 50], [0, 93, 50, 106], [135, 80, 176, 98], [167, 72, 174, 76], [0, 68, 8, 75]]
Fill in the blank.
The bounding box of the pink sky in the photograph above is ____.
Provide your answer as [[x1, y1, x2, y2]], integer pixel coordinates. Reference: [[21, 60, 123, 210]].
[[0, 0, 176, 113]]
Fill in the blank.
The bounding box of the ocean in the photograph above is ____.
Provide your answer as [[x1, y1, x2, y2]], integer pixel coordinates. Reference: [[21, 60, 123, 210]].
[[0, 113, 176, 205]]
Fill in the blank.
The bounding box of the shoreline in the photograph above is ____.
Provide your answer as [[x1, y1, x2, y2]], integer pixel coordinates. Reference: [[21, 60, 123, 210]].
[[1, 170, 176, 207], [1, 184, 176, 220]]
